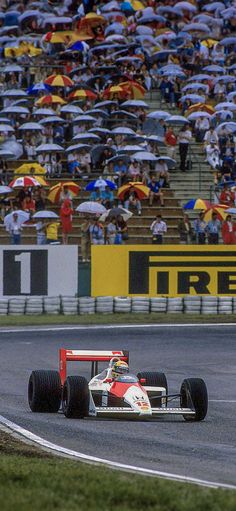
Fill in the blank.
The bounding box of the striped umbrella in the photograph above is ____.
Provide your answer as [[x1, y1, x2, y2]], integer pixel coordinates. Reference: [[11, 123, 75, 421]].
[[119, 80, 146, 99], [118, 181, 149, 200], [47, 181, 80, 204], [203, 205, 228, 222], [102, 85, 128, 100], [183, 198, 212, 210], [9, 176, 41, 188], [44, 75, 74, 87], [185, 103, 215, 115], [36, 95, 66, 106], [68, 89, 97, 100]]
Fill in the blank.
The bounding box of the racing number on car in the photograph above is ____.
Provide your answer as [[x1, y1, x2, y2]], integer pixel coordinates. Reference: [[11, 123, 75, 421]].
[[3, 250, 48, 295]]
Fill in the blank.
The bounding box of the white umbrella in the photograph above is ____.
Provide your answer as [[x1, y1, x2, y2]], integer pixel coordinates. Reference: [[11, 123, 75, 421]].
[[33, 108, 56, 116], [76, 201, 106, 214], [0, 149, 15, 160], [33, 211, 59, 219], [0, 124, 15, 132], [2, 89, 27, 97], [121, 145, 144, 152], [132, 151, 158, 161], [165, 115, 189, 124], [4, 210, 30, 229], [0, 185, 12, 194], [39, 116, 63, 124], [36, 143, 64, 153], [19, 122, 43, 131], [2, 106, 30, 115], [1, 141, 23, 159], [61, 105, 83, 114], [111, 127, 136, 135]]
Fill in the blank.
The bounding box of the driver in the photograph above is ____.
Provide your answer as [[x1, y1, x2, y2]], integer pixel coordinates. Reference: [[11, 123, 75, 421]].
[[95, 358, 129, 382]]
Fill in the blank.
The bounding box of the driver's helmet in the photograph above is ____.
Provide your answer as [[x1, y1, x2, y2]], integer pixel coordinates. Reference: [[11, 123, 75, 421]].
[[112, 360, 129, 378]]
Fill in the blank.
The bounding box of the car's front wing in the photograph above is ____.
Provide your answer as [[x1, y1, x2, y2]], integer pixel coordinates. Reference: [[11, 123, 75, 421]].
[[89, 406, 195, 418]]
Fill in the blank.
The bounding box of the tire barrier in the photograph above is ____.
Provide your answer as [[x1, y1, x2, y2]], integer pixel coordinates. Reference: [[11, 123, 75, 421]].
[[0, 296, 235, 315]]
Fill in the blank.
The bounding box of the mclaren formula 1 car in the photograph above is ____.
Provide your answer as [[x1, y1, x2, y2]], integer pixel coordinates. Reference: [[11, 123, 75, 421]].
[[28, 349, 208, 421]]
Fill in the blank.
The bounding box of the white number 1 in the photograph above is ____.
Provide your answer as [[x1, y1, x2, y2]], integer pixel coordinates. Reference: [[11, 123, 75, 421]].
[[15, 252, 31, 294]]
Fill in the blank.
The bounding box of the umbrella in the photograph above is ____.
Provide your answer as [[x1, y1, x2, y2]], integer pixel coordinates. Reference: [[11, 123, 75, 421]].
[[220, 37, 236, 46], [225, 208, 236, 215], [48, 182, 80, 204], [120, 145, 144, 152], [0, 186, 12, 194], [91, 144, 116, 164], [215, 102, 236, 111], [9, 176, 41, 188], [119, 81, 146, 99], [19, 122, 43, 131], [2, 89, 27, 98], [44, 75, 74, 87], [36, 143, 64, 153], [183, 198, 211, 210], [100, 207, 133, 222], [122, 99, 149, 108], [166, 115, 190, 125], [2, 106, 30, 115], [118, 182, 149, 200], [102, 85, 128, 100], [66, 143, 91, 153], [4, 210, 30, 229], [111, 127, 136, 135], [68, 89, 97, 100], [61, 105, 83, 114], [33, 211, 59, 219], [39, 116, 63, 125], [0, 150, 15, 160], [76, 201, 107, 215], [176, 2, 197, 12], [215, 122, 236, 134], [33, 108, 56, 116], [15, 163, 46, 175], [27, 82, 52, 94], [187, 112, 212, 121], [131, 151, 158, 161], [180, 94, 206, 104], [182, 23, 210, 33], [72, 115, 96, 123], [155, 156, 176, 169], [203, 65, 225, 73], [73, 133, 101, 143], [36, 95, 66, 106], [203, 205, 228, 222], [186, 103, 215, 115], [147, 111, 171, 120], [0, 124, 15, 132], [85, 179, 117, 191]]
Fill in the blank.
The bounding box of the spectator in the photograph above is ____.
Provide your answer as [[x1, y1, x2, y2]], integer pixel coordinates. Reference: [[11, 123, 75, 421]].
[[22, 192, 35, 215], [100, 186, 114, 209], [193, 212, 207, 244], [77, 148, 91, 175], [178, 125, 192, 172], [59, 185, 73, 204], [150, 214, 167, 244], [124, 186, 142, 215], [113, 159, 127, 185], [7, 212, 22, 245], [207, 212, 221, 244], [148, 176, 164, 207], [115, 214, 128, 244], [90, 187, 102, 202], [195, 116, 210, 143], [80, 218, 91, 262], [219, 184, 235, 207], [165, 127, 177, 159], [46, 221, 60, 244], [60, 199, 73, 245], [35, 220, 46, 245], [106, 217, 116, 244], [128, 160, 141, 181], [178, 214, 193, 244], [222, 214, 236, 245], [89, 218, 104, 245]]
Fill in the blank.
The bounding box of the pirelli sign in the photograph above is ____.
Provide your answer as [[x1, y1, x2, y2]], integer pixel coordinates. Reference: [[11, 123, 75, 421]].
[[91, 245, 236, 297]]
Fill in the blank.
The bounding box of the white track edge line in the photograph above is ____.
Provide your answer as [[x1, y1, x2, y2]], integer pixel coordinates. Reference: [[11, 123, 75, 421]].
[[1, 322, 236, 334], [0, 415, 235, 491]]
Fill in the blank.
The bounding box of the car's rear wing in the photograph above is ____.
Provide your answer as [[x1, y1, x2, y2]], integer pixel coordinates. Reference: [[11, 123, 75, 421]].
[[59, 349, 129, 384]]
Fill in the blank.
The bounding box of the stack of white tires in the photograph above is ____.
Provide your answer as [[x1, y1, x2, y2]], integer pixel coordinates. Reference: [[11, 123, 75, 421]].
[[44, 296, 61, 315], [131, 297, 150, 313], [114, 297, 131, 313], [184, 296, 201, 314], [0, 299, 8, 315], [167, 297, 183, 313], [96, 296, 113, 314], [218, 296, 232, 314], [201, 296, 218, 314], [61, 296, 78, 315], [25, 297, 43, 315], [78, 297, 95, 314], [150, 297, 167, 313], [9, 297, 26, 315]]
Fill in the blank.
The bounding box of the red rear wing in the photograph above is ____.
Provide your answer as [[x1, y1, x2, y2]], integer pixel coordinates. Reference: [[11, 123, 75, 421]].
[[59, 349, 129, 384]]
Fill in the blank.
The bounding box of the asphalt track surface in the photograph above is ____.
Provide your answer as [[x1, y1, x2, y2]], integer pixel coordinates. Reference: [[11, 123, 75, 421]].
[[0, 324, 236, 487]]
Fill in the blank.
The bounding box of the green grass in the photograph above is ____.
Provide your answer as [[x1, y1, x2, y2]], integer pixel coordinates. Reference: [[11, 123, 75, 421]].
[[0, 312, 236, 327], [0, 431, 235, 511]]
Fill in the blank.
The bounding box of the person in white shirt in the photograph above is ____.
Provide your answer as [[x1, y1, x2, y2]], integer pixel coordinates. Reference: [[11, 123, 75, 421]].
[[7, 212, 22, 245], [206, 142, 220, 170], [195, 116, 210, 142], [214, 80, 226, 102], [178, 125, 192, 171], [204, 128, 218, 147], [150, 214, 167, 244]]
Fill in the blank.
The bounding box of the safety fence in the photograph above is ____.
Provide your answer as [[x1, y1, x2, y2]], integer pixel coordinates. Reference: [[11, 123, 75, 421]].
[[0, 296, 235, 315]]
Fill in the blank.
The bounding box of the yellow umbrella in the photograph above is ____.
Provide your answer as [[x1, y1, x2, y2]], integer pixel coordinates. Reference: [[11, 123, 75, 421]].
[[36, 95, 66, 106], [131, 0, 144, 10], [203, 205, 228, 223], [14, 163, 46, 176], [118, 182, 149, 200], [34, 176, 48, 186], [48, 181, 81, 203]]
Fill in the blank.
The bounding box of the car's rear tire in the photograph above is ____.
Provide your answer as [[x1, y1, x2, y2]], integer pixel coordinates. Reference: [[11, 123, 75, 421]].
[[137, 371, 168, 406], [62, 376, 89, 418], [28, 370, 61, 412], [180, 378, 208, 421]]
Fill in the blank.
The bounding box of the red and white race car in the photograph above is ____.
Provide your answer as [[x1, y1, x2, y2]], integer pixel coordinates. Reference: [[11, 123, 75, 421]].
[[28, 349, 208, 421]]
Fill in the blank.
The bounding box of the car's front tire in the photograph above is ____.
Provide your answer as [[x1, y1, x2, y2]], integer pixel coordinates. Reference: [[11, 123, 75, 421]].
[[180, 378, 208, 421], [28, 370, 61, 413], [62, 376, 89, 418]]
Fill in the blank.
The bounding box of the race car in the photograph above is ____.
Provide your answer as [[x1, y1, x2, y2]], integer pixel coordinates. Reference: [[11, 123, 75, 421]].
[[28, 349, 208, 421]]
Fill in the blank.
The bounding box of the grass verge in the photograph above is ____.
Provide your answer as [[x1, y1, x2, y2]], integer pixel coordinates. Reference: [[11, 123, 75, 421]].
[[0, 430, 235, 511], [0, 313, 236, 327]]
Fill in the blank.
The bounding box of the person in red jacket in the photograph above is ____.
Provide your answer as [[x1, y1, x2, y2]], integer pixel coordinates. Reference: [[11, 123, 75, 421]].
[[60, 199, 73, 245], [222, 215, 236, 244], [219, 184, 235, 206]]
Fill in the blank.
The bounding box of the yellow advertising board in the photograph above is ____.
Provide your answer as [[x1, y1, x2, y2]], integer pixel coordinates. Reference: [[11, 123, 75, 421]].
[[91, 245, 236, 297]]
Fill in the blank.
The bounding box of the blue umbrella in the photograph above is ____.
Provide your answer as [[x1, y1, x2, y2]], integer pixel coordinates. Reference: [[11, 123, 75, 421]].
[[205, 2, 225, 11], [212, 110, 233, 120], [187, 74, 211, 81], [180, 94, 206, 104], [73, 133, 101, 143], [227, 92, 236, 101], [166, 115, 189, 125], [155, 156, 176, 168], [0, 185, 12, 194], [187, 112, 212, 121], [182, 23, 210, 33], [218, 37, 236, 46], [85, 179, 117, 191], [215, 122, 236, 133], [132, 151, 158, 161], [148, 110, 171, 120], [0, 124, 14, 132], [105, 22, 124, 35], [136, 25, 153, 35], [203, 65, 225, 73], [68, 41, 85, 51], [214, 75, 235, 83], [33, 108, 55, 116], [111, 127, 136, 135], [72, 115, 96, 123], [61, 105, 83, 114], [110, 110, 137, 119], [122, 100, 149, 108], [161, 69, 186, 78], [176, 2, 197, 12], [19, 122, 43, 130], [36, 143, 64, 153], [215, 102, 236, 111], [182, 83, 208, 92], [39, 116, 64, 124], [89, 128, 111, 136]]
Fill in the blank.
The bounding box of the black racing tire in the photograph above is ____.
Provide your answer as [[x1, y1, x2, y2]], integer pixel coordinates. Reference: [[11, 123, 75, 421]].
[[28, 370, 61, 413], [62, 376, 89, 418], [180, 378, 208, 421], [137, 371, 168, 406]]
